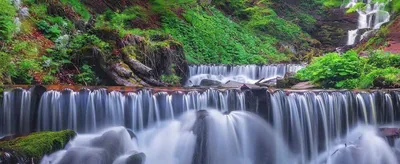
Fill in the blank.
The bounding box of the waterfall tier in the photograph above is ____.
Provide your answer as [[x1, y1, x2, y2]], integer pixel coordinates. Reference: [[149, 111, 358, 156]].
[[186, 64, 305, 86], [346, 0, 390, 45], [2, 87, 400, 164]]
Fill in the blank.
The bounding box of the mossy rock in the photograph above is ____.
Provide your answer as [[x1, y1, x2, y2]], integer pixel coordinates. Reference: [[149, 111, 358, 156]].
[[0, 130, 76, 162]]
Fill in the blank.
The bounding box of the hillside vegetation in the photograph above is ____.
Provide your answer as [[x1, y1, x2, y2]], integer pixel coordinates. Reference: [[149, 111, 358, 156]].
[[0, 0, 398, 88]]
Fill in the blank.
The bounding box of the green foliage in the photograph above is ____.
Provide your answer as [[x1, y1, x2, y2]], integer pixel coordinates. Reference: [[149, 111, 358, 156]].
[[346, 2, 366, 13], [296, 50, 362, 88], [75, 64, 96, 85], [316, 0, 346, 8], [161, 74, 181, 85], [36, 20, 62, 40], [95, 7, 141, 37], [9, 59, 41, 84], [59, 0, 91, 21], [359, 67, 400, 88], [0, 0, 16, 41], [151, 0, 196, 14], [0, 52, 11, 81], [0, 130, 76, 161], [367, 51, 400, 68], [163, 7, 286, 64], [297, 51, 400, 89]]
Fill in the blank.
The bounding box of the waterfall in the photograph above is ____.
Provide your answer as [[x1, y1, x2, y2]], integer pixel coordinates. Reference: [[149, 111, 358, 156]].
[[346, 0, 391, 45], [186, 64, 305, 86], [2, 87, 400, 164]]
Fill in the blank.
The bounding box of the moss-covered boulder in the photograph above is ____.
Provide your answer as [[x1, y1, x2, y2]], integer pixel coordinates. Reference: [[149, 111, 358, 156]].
[[0, 130, 76, 163]]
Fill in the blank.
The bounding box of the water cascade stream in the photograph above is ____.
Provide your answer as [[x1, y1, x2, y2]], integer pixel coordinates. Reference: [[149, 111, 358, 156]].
[[1, 87, 400, 163], [346, 0, 391, 45], [186, 64, 305, 86]]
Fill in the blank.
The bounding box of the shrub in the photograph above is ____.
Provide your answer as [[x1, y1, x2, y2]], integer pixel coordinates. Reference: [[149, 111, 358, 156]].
[[296, 50, 362, 88], [36, 20, 62, 41], [297, 50, 400, 89], [359, 67, 400, 88], [0, 52, 11, 80], [74, 64, 96, 85], [0, 0, 16, 41], [10, 59, 41, 84], [161, 74, 181, 85]]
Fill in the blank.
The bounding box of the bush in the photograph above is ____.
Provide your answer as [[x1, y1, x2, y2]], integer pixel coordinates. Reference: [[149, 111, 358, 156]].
[[36, 20, 62, 41], [0, 52, 11, 80], [74, 64, 96, 85], [10, 59, 41, 84], [0, 0, 16, 41], [359, 67, 400, 88], [161, 74, 181, 85], [297, 50, 400, 89], [296, 50, 362, 88]]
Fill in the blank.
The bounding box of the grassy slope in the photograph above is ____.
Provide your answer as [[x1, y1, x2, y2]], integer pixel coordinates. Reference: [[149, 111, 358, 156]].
[[0, 0, 322, 85]]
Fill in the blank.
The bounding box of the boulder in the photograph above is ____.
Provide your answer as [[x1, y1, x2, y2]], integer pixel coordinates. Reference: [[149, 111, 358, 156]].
[[379, 128, 400, 146], [291, 81, 316, 90], [256, 77, 277, 87], [200, 79, 222, 87], [276, 73, 301, 88], [0, 130, 76, 163], [221, 81, 259, 89], [125, 152, 146, 164]]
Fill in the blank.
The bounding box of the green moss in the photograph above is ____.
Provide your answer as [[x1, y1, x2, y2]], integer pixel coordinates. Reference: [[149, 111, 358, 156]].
[[121, 46, 138, 59], [0, 130, 76, 161]]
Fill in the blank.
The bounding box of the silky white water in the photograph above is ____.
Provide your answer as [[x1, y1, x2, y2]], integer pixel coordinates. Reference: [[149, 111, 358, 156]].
[[346, 0, 391, 45], [186, 64, 305, 86], [1, 88, 400, 164]]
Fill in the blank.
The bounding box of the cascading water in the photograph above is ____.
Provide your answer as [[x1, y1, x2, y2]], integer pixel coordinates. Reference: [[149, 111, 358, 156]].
[[1, 87, 400, 164], [346, 0, 391, 45], [186, 64, 305, 86]]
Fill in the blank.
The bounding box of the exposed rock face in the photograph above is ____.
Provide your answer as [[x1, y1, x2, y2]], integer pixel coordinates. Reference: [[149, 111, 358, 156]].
[[384, 15, 400, 53], [85, 27, 188, 86], [313, 8, 358, 52]]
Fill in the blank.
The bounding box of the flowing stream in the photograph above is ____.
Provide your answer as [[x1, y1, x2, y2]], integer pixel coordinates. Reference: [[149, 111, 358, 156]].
[[1, 86, 400, 164], [346, 0, 391, 45], [186, 64, 305, 86]]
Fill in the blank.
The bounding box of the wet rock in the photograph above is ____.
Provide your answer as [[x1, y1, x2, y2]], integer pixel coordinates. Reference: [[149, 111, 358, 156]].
[[125, 152, 146, 164], [200, 79, 222, 87], [276, 73, 300, 88], [313, 8, 358, 52], [0, 149, 29, 164], [0, 130, 76, 163], [379, 128, 400, 146], [291, 81, 316, 90], [256, 77, 277, 87], [222, 81, 259, 88]]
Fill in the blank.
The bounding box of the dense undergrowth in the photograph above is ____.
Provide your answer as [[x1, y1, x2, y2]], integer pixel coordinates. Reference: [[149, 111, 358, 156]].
[[0, 0, 317, 85], [0, 0, 398, 87], [296, 50, 400, 89]]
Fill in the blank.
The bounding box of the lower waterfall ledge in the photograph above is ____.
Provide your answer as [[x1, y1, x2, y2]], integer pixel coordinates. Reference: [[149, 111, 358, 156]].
[[0, 130, 76, 163]]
